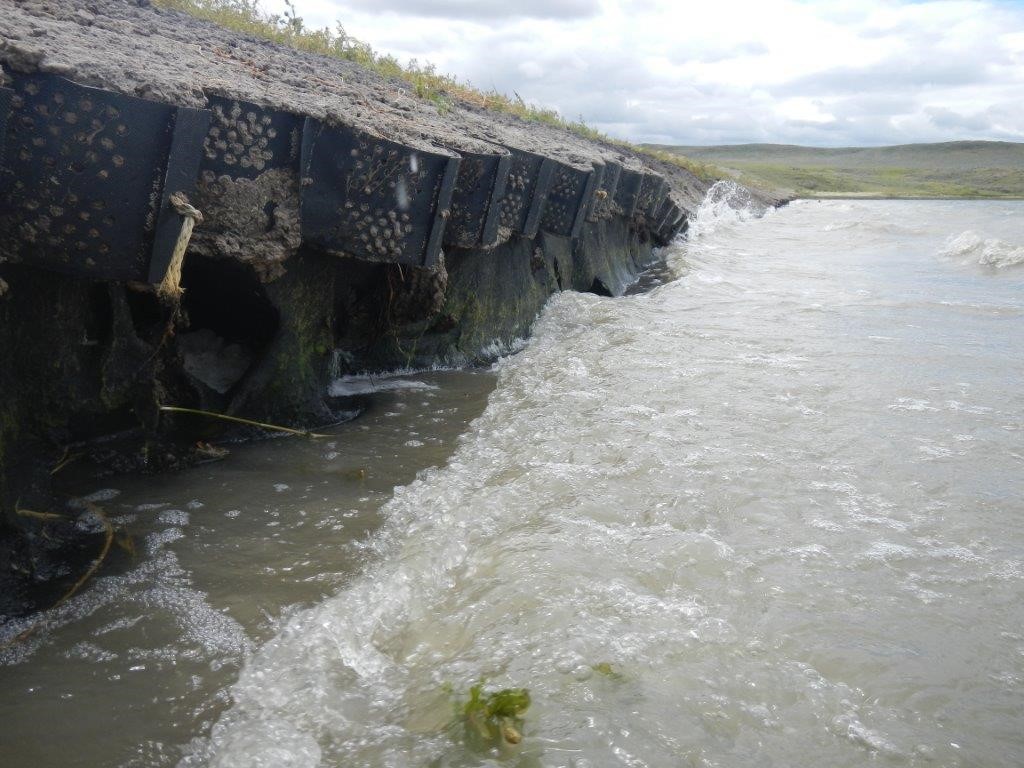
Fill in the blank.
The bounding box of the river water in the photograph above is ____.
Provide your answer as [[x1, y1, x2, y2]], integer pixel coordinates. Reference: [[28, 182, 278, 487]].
[[2, 195, 1023, 768]]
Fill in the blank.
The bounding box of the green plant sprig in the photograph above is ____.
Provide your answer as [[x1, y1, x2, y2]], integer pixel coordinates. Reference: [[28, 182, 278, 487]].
[[454, 683, 531, 749]]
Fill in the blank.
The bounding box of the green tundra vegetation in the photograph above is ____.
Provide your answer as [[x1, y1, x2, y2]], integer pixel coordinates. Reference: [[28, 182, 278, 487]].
[[452, 684, 531, 750], [153, 0, 720, 180], [645, 141, 1024, 198]]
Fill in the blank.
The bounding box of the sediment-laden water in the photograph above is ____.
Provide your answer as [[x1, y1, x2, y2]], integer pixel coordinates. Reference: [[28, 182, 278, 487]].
[[2, 196, 1023, 768]]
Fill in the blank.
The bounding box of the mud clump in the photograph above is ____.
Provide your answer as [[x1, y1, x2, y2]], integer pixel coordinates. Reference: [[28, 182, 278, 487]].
[[192, 169, 301, 282]]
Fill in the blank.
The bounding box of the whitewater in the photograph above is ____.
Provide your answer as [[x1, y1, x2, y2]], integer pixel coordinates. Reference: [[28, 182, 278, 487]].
[[2, 196, 1022, 768], [198, 197, 1024, 767]]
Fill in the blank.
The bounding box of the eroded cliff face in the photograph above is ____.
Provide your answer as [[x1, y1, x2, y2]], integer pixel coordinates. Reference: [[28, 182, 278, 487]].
[[0, 0, 778, 615]]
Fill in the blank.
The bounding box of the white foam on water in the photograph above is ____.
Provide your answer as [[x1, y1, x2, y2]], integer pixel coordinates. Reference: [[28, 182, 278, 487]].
[[2, 198, 1003, 768], [157, 509, 190, 526], [0, 516, 250, 669], [687, 180, 769, 239], [328, 374, 440, 397], [940, 230, 1024, 270]]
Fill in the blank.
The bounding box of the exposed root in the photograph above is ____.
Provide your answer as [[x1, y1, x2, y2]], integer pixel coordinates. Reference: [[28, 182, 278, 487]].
[[15, 507, 66, 521], [50, 448, 82, 476], [1, 504, 114, 649], [53, 504, 113, 611], [158, 404, 328, 438]]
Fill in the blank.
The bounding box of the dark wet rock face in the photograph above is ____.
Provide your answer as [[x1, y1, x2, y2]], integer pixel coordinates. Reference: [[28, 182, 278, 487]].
[[0, 0, 780, 615], [178, 329, 254, 395]]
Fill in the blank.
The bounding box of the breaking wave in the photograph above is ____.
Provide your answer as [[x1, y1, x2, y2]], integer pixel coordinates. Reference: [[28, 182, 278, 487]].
[[688, 180, 769, 239], [939, 230, 1024, 270], [187, 200, 1024, 768]]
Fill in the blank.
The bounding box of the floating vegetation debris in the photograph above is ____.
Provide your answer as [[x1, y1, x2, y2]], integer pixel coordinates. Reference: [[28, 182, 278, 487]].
[[193, 441, 231, 462], [115, 532, 137, 560], [452, 683, 531, 750], [592, 661, 625, 681]]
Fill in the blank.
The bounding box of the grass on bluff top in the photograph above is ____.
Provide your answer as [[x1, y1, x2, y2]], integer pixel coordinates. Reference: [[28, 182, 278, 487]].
[[647, 141, 1024, 199], [153, 0, 720, 181]]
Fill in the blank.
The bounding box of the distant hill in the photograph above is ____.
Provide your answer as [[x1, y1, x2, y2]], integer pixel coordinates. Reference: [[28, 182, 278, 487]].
[[644, 141, 1024, 198]]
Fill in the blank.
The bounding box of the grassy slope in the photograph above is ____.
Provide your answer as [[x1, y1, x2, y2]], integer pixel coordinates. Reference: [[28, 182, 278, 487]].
[[645, 141, 1024, 198], [154, 0, 720, 181]]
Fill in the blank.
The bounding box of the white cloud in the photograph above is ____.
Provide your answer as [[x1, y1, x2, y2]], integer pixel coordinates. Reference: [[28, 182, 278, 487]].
[[776, 98, 836, 125], [518, 61, 545, 80], [264, 0, 1024, 146], [321, 0, 600, 20]]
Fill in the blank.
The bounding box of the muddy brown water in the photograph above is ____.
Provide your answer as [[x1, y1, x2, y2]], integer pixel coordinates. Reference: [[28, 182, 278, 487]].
[[2, 195, 1024, 768], [0, 370, 497, 767]]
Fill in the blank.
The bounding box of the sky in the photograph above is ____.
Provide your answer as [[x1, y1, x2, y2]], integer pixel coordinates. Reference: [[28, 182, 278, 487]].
[[262, 0, 1024, 147]]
